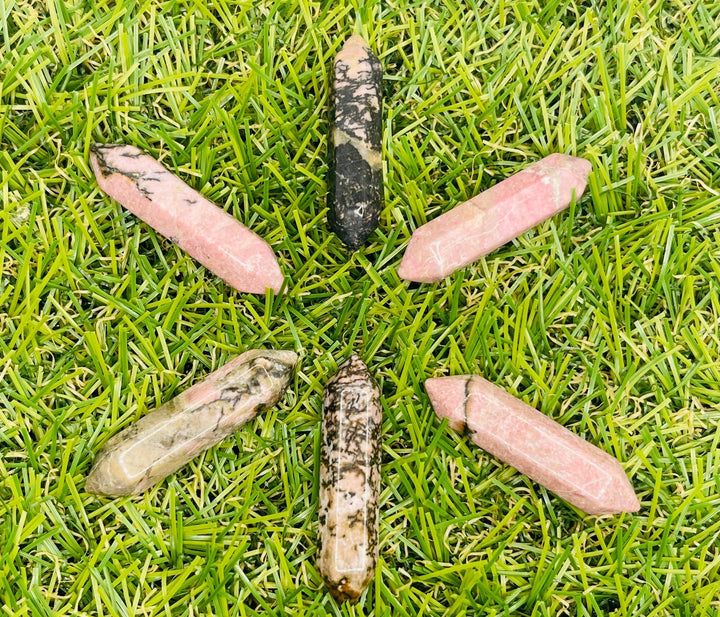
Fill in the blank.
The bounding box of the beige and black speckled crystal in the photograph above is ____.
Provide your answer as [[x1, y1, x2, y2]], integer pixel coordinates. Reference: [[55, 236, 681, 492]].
[[85, 349, 297, 496], [327, 35, 383, 250], [318, 354, 382, 603]]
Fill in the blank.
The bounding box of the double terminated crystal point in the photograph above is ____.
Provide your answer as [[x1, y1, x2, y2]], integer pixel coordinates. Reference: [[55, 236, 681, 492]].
[[318, 354, 382, 603], [399, 154, 592, 282], [327, 35, 383, 250], [91, 144, 283, 294], [426, 376, 639, 515], [86, 350, 297, 496]]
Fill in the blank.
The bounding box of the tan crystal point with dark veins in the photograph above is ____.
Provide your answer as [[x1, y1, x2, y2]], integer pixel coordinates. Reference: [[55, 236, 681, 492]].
[[426, 375, 640, 515], [85, 350, 297, 496], [318, 354, 382, 602]]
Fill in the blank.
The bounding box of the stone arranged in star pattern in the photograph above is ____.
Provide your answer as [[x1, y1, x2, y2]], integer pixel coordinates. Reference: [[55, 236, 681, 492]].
[[91, 143, 284, 294], [426, 375, 640, 516], [327, 35, 383, 250], [85, 350, 297, 496], [317, 354, 382, 603], [399, 154, 592, 282]]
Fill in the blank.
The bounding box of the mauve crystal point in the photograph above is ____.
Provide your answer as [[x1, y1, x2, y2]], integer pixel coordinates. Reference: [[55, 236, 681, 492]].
[[399, 154, 592, 283], [90, 144, 284, 294], [426, 375, 640, 516], [425, 377, 467, 432]]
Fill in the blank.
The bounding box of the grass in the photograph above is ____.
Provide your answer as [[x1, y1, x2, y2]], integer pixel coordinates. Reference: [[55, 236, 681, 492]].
[[1, 0, 720, 615]]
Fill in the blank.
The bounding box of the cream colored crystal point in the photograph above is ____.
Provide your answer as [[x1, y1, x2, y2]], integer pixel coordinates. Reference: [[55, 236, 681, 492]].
[[86, 350, 297, 496], [318, 354, 382, 603]]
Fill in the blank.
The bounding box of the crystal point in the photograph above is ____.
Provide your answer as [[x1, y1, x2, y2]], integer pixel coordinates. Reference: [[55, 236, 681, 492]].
[[91, 144, 284, 294], [318, 354, 382, 602], [399, 154, 592, 282], [86, 350, 297, 496], [327, 36, 383, 250], [426, 375, 639, 515]]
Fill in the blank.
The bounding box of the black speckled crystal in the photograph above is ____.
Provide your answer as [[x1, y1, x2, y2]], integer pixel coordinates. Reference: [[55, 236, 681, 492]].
[[327, 35, 383, 250], [317, 353, 382, 602]]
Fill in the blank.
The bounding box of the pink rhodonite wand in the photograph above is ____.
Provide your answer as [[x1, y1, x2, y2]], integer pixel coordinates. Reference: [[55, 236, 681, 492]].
[[90, 144, 284, 295], [399, 154, 592, 283], [426, 375, 640, 515]]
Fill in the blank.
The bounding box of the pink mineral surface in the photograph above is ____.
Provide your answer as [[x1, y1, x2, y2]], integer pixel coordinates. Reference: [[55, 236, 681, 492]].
[[90, 144, 284, 294], [398, 154, 592, 283], [426, 375, 640, 515]]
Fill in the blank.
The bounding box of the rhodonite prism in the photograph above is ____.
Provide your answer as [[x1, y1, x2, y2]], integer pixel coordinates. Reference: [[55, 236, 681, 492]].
[[85, 350, 297, 496], [327, 35, 383, 250], [425, 375, 639, 515], [318, 354, 382, 603], [398, 154, 592, 282], [90, 144, 284, 294]]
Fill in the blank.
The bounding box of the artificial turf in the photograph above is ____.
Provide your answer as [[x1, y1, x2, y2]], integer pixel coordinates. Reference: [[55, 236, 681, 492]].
[[2, 0, 720, 615]]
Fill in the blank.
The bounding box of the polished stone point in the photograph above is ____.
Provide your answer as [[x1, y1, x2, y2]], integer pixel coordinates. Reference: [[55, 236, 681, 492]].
[[425, 375, 640, 515], [90, 144, 284, 294], [327, 35, 383, 250], [85, 350, 298, 496], [399, 154, 592, 282], [318, 354, 382, 603]]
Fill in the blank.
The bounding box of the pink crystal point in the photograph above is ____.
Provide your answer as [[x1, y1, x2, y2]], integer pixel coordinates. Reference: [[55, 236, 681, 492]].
[[398, 154, 592, 283], [90, 144, 284, 294], [426, 376, 640, 515]]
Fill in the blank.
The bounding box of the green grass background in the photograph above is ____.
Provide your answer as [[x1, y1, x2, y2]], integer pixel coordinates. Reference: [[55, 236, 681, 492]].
[[2, 0, 720, 615]]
